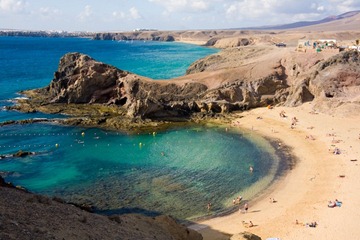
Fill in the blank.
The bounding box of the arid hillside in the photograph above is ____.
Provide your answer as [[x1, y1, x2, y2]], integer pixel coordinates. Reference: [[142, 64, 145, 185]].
[[0, 177, 202, 240]]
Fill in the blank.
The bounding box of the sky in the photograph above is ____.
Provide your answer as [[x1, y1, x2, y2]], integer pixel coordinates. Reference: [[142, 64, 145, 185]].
[[1, 0, 360, 32]]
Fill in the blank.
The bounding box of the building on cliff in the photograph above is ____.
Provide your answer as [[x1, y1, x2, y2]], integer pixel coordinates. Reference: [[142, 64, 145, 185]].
[[297, 39, 339, 53]]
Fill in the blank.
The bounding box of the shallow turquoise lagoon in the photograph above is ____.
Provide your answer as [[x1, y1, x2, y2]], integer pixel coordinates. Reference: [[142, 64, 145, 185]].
[[0, 124, 280, 219], [0, 37, 281, 220]]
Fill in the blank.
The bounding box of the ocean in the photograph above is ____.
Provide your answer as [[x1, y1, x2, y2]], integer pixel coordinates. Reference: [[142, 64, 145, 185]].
[[0, 37, 280, 220]]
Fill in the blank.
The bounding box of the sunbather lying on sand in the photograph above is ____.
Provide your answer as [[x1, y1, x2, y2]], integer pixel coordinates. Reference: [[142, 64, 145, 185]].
[[328, 199, 342, 208], [242, 220, 254, 228]]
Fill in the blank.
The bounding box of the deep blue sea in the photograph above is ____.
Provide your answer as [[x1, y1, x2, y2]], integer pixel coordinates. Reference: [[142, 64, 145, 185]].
[[0, 37, 279, 220]]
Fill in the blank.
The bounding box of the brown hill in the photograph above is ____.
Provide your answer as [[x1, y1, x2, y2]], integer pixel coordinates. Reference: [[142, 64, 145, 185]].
[[293, 11, 360, 32]]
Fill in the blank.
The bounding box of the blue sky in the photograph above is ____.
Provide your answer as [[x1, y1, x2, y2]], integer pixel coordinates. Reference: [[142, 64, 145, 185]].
[[1, 0, 360, 31]]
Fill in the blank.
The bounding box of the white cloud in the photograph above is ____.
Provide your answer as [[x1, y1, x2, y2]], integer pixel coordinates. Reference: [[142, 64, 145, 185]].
[[148, 0, 185, 12], [78, 5, 92, 21], [191, 1, 209, 11], [112, 7, 142, 20], [326, 0, 360, 14], [148, 0, 211, 13], [222, 0, 359, 26], [225, 0, 271, 21], [148, 0, 360, 18], [129, 7, 141, 19], [0, 0, 26, 12], [2, 0, 360, 32], [39, 7, 61, 17], [112, 10, 125, 19], [317, 6, 325, 12], [148, 0, 346, 27], [182, 15, 193, 22]]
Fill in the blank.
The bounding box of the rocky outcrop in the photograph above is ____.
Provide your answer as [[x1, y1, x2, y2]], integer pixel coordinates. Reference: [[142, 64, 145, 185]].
[[124, 80, 209, 118], [282, 50, 360, 113], [309, 50, 360, 99], [21, 51, 289, 121], [205, 37, 253, 48], [93, 32, 175, 42], [230, 231, 262, 240], [45, 53, 130, 105], [0, 176, 203, 240], [31, 53, 211, 119], [12, 150, 35, 158], [17, 48, 360, 125]]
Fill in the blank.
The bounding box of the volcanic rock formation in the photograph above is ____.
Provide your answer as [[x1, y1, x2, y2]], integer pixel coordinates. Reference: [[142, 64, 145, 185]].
[[17, 48, 360, 123], [26, 51, 289, 119]]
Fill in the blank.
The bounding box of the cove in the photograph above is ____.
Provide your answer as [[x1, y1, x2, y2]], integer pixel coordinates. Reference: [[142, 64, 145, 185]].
[[0, 37, 282, 220], [0, 123, 281, 220]]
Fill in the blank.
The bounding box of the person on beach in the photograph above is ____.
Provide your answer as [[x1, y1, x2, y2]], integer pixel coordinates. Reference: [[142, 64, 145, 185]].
[[328, 201, 336, 208], [333, 147, 341, 155], [237, 196, 242, 204], [328, 199, 342, 208], [241, 220, 254, 228], [244, 203, 249, 213], [306, 222, 317, 228], [292, 117, 298, 123], [305, 135, 315, 140], [291, 117, 298, 129], [279, 110, 286, 118]]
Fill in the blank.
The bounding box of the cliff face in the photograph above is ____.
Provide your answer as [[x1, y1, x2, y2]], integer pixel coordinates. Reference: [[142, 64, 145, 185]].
[[31, 51, 289, 119], [93, 32, 175, 42], [308, 50, 360, 115], [46, 53, 130, 105], [279, 50, 360, 114], [37, 53, 211, 119], [310, 50, 360, 99]]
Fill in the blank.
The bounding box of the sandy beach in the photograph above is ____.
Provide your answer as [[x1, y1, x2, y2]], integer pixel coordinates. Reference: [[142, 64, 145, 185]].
[[190, 102, 360, 239]]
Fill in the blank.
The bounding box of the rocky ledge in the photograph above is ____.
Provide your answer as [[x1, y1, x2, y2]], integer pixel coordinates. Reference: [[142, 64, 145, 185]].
[[0, 176, 202, 240]]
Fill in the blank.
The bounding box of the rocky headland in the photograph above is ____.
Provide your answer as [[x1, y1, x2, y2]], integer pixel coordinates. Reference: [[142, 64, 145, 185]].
[[10, 42, 360, 132]]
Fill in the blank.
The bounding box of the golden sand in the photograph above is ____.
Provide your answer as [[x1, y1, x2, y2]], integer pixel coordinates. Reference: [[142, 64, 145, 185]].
[[190, 102, 360, 239]]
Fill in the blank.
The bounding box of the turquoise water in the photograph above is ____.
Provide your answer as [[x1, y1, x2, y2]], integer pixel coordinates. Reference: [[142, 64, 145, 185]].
[[0, 37, 218, 105], [0, 37, 280, 220], [0, 125, 277, 219]]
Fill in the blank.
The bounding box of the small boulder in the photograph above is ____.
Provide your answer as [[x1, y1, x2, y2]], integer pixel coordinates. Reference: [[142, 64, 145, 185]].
[[231, 231, 262, 240]]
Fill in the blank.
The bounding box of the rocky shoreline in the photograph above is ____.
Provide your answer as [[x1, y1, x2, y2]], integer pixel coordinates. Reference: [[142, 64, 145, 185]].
[[0, 176, 202, 240]]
